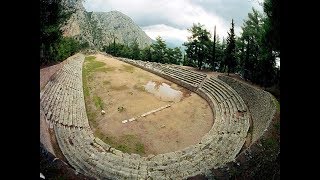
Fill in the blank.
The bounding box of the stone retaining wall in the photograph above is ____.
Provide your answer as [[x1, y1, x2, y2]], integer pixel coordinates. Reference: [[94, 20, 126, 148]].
[[218, 75, 276, 143]]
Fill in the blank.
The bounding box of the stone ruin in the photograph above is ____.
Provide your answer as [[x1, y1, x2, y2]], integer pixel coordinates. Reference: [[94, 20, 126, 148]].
[[40, 53, 277, 179]]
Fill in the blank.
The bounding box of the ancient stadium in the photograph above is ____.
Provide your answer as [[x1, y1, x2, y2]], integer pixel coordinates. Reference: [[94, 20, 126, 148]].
[[40, 52, 278, 179]]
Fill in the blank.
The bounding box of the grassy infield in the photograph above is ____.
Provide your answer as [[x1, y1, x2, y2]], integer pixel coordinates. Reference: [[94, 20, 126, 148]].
[[83, 56, 145, 155]]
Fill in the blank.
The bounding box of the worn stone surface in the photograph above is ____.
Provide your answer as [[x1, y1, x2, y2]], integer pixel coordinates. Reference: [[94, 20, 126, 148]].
[[40, 53, 253, 179], [218, 75, 276, 143]]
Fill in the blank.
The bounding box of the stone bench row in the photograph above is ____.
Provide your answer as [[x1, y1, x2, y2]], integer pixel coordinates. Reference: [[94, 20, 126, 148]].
[[202, 83, 238, 114], [53, 109, 246, 179], [200, 93, 248, 139], [169, 65, 206, 79], [56, 125, 112, 179], [55, 119, 248, 179], [40, 60, 83, 106], [117, 58, 206, 88], [44, 54, 251, 179], [116, 58, 200, 91], [55, 123, 247, 179], [210, 78, 246, 112], [203, 78, 246, 112], [162, 65, 205, 79], [40, 55, 89, 128], [196, 82, 249, 136], [54, 124, 149, 179], [138, 60, 206, 81], [200, 80, 250, 130], [161, 67, 203, 84]]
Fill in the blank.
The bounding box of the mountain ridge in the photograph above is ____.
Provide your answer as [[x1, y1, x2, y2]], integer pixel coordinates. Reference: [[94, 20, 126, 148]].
[[61, 0, 152, 49]]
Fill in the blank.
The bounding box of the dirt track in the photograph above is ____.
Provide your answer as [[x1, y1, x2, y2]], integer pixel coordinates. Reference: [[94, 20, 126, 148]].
[[84, 54, 214, 155]]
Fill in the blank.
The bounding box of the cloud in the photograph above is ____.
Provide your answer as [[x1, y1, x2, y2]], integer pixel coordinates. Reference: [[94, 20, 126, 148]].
[[83, 0, 262, 41], [142, 24, 190, 42]]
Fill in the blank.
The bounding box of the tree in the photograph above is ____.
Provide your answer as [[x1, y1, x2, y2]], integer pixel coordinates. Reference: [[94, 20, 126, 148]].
[[40, 0, 83, 65], [184, 23, 211, 70], [119, 44, 131, 58], [151, 36, 167, 63], [261, 0, 280, 87], [236, 36, 246, 76], [107, 32, 118, 56], [164, 47, 182, 65], [183, 52, 194, 67], [172, 47, 183, 65], [239, 6, 279, 87], [224, 19, 237, 75], [263, 0, 280, 53], [211, 25, 216, 71], [214, 35, 225, 72], [240, 8, 264, 82], [141, 46, 152, 61], [130, 38, 140, 59]]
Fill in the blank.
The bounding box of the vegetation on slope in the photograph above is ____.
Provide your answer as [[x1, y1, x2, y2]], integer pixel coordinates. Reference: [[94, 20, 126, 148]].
[[103, 36, 183, 65], [183, 0, 280, 89], [40, 0, 88, 66]]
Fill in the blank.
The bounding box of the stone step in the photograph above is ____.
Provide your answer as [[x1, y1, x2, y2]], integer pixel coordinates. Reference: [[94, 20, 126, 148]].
[[205, 79, 245, 112], [162, 67, 203, 82], [212, 78, 246, 111], [166, 67, 205, 80], [66, 129, 99, 177], [169, 65, 206, 78], [54, 125, 89, 175], [201, 85, 223, 103], [162, 68, 200, 81], [204, 80, 229, 100], [42, 79, 61, 115]]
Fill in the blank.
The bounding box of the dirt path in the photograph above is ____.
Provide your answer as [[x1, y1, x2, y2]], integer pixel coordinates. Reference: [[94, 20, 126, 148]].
[[84, 54, 214, 155]]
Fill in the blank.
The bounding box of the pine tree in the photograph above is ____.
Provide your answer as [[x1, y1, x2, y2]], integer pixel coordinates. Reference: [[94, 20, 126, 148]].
[[263, 0, 280, 52], [184, 23, 211, 70], [211, 25, 216, 71], [130, 38, 140, 60], [151, 36, 167, 63], [224, 19, 236, 75], [141, 46, 152, 61]]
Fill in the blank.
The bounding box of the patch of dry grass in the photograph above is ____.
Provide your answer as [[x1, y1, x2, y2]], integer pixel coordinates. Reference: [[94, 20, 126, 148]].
[[109, 85, 128, 91], [119, 64, 135, 73], [93, 132, 145, 155], [103, 80, 111, 85], [96, 66, 116, 73]]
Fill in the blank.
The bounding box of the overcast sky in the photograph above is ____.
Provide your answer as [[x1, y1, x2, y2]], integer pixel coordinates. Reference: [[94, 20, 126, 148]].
[[83, 0, 263, 45]]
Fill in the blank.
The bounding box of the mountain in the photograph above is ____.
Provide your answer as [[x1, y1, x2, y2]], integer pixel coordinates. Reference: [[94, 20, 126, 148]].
[[60, 0, 152, 49]]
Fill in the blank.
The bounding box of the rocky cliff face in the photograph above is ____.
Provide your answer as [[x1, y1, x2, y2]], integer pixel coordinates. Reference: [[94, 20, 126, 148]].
[[60, 0, 152, 49]]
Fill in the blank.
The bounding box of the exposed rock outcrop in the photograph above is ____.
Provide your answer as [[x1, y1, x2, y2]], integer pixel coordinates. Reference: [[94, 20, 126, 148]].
[[60, 0, 152, 49]]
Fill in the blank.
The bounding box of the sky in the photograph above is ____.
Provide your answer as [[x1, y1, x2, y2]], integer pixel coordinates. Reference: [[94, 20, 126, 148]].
[[83, 0, 263, 47]]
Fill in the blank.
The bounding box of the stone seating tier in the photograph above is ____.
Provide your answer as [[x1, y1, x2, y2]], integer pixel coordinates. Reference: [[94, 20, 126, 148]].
[[40, 54, 251, 179]]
